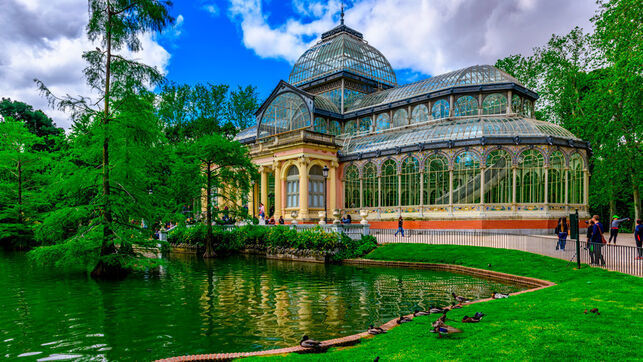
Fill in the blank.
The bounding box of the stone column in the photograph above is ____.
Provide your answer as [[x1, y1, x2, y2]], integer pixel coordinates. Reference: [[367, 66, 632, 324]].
[[584, 169, 590, 206], [478, 93, 483, 115], [260, 167, 268, 213], [480, 165, 485, 204], [544, 166, 549, 205], [297, 158, 309, 220], [419, 172, 424, 206], [448, 168, 454, 208], [512, 166, 517, 205], [507, 90, 513, 114], [359, 177, 364, 208], [273, 162, 282, 218], [329, 162, 338, 212], [398, 174, 402, 208]]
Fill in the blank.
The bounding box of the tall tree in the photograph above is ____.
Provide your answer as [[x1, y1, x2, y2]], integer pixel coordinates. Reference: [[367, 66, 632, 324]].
[[33, 0, 174, 278], [0, 98, 63, 149], [228, 85, 259, 130]]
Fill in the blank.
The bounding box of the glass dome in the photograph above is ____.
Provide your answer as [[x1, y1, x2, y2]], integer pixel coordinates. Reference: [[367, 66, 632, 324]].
[[288, 26, 397, 87], [257, 91, 311, 139]]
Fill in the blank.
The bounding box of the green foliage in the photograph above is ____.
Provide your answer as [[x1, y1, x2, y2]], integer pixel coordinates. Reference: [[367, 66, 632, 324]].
[[0, 98, 63, 148]]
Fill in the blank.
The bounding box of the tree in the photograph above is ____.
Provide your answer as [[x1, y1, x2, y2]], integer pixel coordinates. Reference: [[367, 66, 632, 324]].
[[228, 85, 259, 130], [192, 133, 257, 257], [0, 98, 63, 149], [32, 0, 174, 278]]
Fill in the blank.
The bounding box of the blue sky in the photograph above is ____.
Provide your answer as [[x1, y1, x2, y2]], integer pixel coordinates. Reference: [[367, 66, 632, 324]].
[[1, 0, 597, 128]]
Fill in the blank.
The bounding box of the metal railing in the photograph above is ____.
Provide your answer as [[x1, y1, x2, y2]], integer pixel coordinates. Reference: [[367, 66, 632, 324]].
[[370, 229, 643, 277]]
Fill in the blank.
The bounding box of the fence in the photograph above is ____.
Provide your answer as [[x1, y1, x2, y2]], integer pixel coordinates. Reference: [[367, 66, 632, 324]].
[[371, 229, 643, 277]]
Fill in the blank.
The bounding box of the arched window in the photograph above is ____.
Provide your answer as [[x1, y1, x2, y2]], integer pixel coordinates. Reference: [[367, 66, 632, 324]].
[[313, 117, 327, 133], [328, 120, 341, 136], [511, 94, 522, 114], [393, 109, 408, 128], [411, 104, 429, 124], [381, 159, 398, 207], [524, 99, 533, 118], [432, 99, 450, 119], [344, 120, 357, 136], [453, 152, 480, 204], [485, 150, 512, 204], [424, 155, 449, 205], [569, 154, 585, 204], [517, 150, 545, 203], [343, 165, 360, 209], [454, 96, 478, 117], [308, 165, 324, 208], [286, 166, 299, 208], [362, 162, 378, 207], [482, 93, 507, 115], [401, 157, 420, 206], [548, 151, 565, 204], [258, 91, 311, 138], [376, 113, 391, 132], [359, 116, 372, 133]]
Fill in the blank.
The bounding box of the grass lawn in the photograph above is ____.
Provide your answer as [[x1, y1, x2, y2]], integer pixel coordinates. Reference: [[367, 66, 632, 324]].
[[247, 244, 643, 361]]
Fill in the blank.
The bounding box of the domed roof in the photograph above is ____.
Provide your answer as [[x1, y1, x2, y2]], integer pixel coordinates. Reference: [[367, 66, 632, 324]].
[[288, 25, 397, 87]]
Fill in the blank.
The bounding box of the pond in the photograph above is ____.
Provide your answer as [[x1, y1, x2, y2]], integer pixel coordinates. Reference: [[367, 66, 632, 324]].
[[1, 250, 524, 361]]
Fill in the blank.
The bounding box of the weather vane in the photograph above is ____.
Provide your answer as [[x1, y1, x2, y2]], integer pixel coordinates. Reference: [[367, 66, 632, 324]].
[[340, 2, 344, 25]]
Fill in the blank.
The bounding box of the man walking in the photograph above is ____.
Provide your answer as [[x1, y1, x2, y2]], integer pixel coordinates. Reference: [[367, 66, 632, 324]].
[[608, 215, 630, 244], [591, 215, 606, 266], [394, 216, 405, 238], [635, 219, 643, 260]]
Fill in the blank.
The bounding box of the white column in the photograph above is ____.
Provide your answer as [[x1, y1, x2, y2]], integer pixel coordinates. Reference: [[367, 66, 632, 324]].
[[564, 167, 569, 211], [544, 166, 549, 205], [480, 165, 485, 204], [419, 172, 424, 206], [359, 178, 364, 209], [507, 90, 513, 114], [512, 166, 517, 204], [398, 174, 402, 207]]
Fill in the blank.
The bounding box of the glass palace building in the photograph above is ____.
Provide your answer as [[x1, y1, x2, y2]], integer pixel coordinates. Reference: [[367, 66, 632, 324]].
[[235, 21, 590, 232]]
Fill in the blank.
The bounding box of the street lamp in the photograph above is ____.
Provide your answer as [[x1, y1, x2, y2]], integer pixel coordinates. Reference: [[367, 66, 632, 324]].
[[322, 165, 329, 224]]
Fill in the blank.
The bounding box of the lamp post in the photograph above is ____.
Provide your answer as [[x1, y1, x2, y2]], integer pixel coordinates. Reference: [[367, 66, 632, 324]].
[[322, 165, 329, 224]]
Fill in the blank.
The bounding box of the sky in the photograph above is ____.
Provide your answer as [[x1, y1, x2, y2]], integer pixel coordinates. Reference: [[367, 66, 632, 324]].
[[0, 0, 598, 129]]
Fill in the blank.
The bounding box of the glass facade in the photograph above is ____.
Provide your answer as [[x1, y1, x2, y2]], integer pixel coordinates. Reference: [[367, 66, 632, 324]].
[[401, 157, 420, 206], [485, 150, 512, 204], [453, 152, 481, 204], [548, 151, 565, 204], [308, 165, 324, 208], [424, 155, 449, 205], [482, 93, 507, 115], [432, 99, 450, 119], [393, 109, 408, 128], [517, 150, 545, 203], [362, 162, 378, 207], [569, 154, 584, 204], [381, 160, 398, 207], [313, 117, 327, 133], [258, 92, 311, 138], [376, 113, 391, 132], [411, 104, 429, 124], [286, 166, 299, 208], [454, 96, 478, 117], [344, 165, 360, 209]]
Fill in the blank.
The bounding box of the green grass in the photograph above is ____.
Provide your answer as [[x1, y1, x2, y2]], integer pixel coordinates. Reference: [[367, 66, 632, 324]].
[[247, 244, 643, 361]]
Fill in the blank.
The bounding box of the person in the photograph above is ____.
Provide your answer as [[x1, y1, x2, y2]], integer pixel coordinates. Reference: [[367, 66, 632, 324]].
[[608, 215, 630, 244], [258, 203, 265, 219], [555, 217, 569, 251], [394, 216, 405, 237], [268, 216, 275, 225], [586, 219, 595, 265], [590, 215, 606, 266], [278, 216, 285, 225], [635, 219, 643, 259]]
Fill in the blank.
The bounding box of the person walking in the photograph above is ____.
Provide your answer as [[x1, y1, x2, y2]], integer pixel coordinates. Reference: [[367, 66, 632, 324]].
[[258, 203, 265, 219], [608, 215, 630, 244], [555, 217, 569, 251], [394, 216, 405, 237], [635, 219, 643, 260], [590, 215, 606, 266], [586, 219, 595, 265]]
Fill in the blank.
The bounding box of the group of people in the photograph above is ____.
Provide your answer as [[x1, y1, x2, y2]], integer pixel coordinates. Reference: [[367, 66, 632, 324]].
[[257, 203, 285, 225]]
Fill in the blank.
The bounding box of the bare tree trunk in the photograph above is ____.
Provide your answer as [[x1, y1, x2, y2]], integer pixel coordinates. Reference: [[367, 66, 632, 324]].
[[203, 164, 216, 258], [634, 174, 641, 221], [17, 159, 22, 224]]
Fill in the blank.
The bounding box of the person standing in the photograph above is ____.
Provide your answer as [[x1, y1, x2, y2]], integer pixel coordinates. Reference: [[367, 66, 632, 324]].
[[608, 215, 630, 244], [259, 203, 265, 219], [586, 219, 596, 265], [555, 217, 569, 251], [591, 215, 606, 266], [394, 216, 405, 237], [635, 219, 643, 260]]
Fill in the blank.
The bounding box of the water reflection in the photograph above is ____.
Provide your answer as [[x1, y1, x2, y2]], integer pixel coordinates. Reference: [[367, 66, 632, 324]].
[[0, 251, 522, 361]]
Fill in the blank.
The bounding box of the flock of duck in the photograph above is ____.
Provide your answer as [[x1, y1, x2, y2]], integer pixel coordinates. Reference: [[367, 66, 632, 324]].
[[299, 291, 511, 349]]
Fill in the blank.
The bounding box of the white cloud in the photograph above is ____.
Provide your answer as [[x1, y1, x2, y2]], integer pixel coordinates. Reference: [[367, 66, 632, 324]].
[[0, 0, 176, 130], [203, 3, 220, 17], [227, 0, 596, 79]]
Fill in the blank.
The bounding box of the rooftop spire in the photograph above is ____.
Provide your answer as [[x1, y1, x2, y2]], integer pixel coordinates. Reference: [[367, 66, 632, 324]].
[[340, 3, 344, 25]]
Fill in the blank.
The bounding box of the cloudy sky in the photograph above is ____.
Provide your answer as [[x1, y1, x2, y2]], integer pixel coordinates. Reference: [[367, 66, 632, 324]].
[[0, 0, 597, 129]]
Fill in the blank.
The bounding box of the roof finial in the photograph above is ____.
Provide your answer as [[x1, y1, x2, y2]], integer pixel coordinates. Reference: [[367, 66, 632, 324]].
[[340, 2, 344, 25]]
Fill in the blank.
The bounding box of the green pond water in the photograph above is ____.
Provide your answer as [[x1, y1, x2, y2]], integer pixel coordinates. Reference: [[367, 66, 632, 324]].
[[1, 250, 523, 361]]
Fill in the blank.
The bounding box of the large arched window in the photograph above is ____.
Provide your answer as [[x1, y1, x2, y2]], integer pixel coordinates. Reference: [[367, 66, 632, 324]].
[[393, 109, 408, 128], [482, 93, 507, 115], [344, 120, 357, 136], [453, 152, 480, 204], [511, 94, 522, 114], [376, 113, 391, 132], [359, 116, 372, 133], [485, 150, 512, 204], [258, 92, 310, 138], [424, 155, 449, 205], [401, 157, 420, 206], [362, 162, 378, 207], [569, 154, 584, 204], [517, 150, 545, 203], [313, 117, 327, 133], [343, 165, 360, 209], [454, 96, 478, 117], [308, 165, 325, 209], [432, 99, 450, 119], [381, 159, 398, 207], [328, 120, 341, 136], [411, 104, 429, 124], [286, 166, 300, 208], [548, 151, 565, 204]]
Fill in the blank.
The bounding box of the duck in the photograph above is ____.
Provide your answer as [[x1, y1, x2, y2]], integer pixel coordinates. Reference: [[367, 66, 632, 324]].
[[491, 292, 509, 299], [299, 335, 322, 349], [368, 325, 386, 335], [430, 320, 462, 338], [584, 308, 600, 315], [413, 308, 431, 317], [448, 302, 462, 309], [396, 315, 413, 324], [474, 312, 486, 319], [452, 292, 469, 304], [462, 315, 482, 323], [429, 306, 446, 314]]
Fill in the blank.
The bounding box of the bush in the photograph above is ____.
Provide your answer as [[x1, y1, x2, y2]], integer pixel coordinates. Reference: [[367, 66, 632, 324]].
[[331, 234, 378, 262]]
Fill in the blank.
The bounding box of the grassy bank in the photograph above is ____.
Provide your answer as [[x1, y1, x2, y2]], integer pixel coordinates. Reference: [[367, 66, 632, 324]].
[[249, 244, 643, 361]]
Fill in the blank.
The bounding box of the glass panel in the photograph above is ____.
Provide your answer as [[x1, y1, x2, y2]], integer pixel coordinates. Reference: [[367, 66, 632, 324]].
[[286, 166, 300, 208], [524, 100, 533, 118], [328, 120, 341, 136], [517, 150, 545, 203], [548, 151, 565, 204], [362, 162, 379, 207], [313, 117, 327, 133], [359, 116, 372, 133], [454, 96, 478, 117], [424, 155, 449, 205], [258, 91, 311, 138], [343, 120, 357, 136], [343, 165, 360, 208], [485, 150, 512, 203], [411, 104, 429, 124], [375, 113, 391, 132], [453, 152, 480, 204], [512, 94, 522, 114], [393, 109, 408, 128], [569, 154, 584, 204], [308, 165, 325, 208], [482, 93, 507, 115], [431, 99, 450, 119], [381, 160, 398, 207], [401, 157, 420, 206]]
